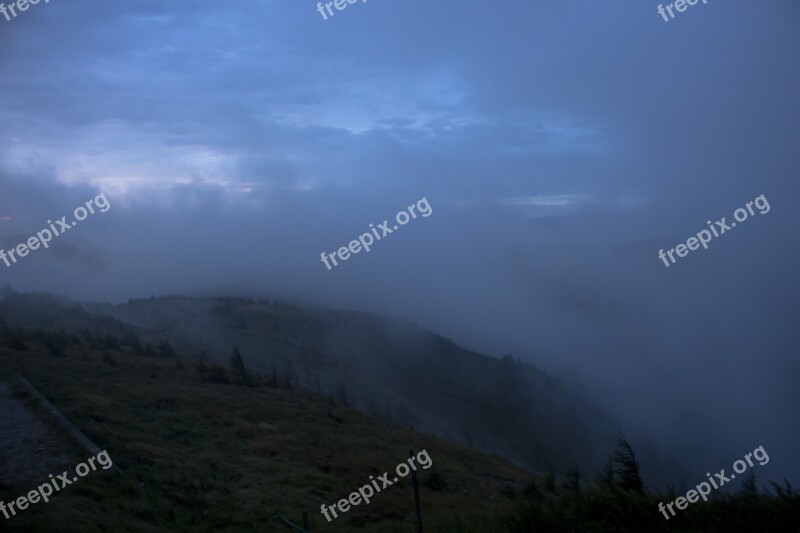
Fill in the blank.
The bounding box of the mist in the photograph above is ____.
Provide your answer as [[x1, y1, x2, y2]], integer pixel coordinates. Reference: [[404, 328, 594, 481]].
[[1, 0, 798, 490]]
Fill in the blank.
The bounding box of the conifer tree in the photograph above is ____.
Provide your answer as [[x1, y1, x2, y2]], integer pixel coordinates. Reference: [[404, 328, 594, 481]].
[[563, 466, 581, 494], [544, 465, 557, 494], [596, 458, 615, 489], [229, 345, 248, 385], [740, 470, 758, 496], [613, 431, 643, 493]]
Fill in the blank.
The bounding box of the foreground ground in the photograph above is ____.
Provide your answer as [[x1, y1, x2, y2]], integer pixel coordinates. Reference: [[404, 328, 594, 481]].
[[0, 327, 531, 532]]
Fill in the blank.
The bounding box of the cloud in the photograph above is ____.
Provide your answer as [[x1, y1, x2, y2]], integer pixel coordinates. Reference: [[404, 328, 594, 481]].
[[500, 194, 594, 207]]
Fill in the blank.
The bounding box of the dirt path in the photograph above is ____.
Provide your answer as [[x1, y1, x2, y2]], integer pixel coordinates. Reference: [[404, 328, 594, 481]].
[[0, 381, 78, 488]]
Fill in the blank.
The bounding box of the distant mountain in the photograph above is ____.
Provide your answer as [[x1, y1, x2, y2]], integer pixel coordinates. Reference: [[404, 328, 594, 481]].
[[0, 290, 617, 473]]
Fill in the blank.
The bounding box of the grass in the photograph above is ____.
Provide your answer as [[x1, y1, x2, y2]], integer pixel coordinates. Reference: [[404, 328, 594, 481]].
[[0, 328, 534, 532]]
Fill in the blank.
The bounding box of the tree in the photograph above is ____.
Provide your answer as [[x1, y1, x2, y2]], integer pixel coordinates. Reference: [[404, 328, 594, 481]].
[[544, 465, 557, 494], [740, 470, 758, 496], [769, 477, 796, 500], [267, 367, 279, 388], [158, 340, 175, 358], [563, 466, 581, 494], [334, 382, 349, 406], [596, 458, 615, 489], [613, 431, 643, 493], [127, 333, 144, 355], [104, 335, 120, 350], [229, 345, 248, 385]]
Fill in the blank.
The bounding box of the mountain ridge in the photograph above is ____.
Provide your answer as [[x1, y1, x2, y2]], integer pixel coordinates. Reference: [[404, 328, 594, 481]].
[[0, 288, 617, 474]]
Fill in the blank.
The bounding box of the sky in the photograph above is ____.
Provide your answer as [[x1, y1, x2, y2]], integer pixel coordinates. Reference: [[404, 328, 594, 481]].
[[1, 0, 799, 484]]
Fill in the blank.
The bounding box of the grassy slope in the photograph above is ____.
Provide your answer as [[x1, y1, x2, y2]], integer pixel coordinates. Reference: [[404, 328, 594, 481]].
[[101, 296, 613, 473], [0, 330, 533, 532], [0, 293, 616, 476]]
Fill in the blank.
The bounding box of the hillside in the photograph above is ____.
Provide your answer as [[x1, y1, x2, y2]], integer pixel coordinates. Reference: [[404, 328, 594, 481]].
[[2, 293, 799, 532], [0, 289, 617, 474], [0, 324, 534, 532]]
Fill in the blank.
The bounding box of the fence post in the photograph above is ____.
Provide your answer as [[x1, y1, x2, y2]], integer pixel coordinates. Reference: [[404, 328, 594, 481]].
[[410, 448, 424, 533]]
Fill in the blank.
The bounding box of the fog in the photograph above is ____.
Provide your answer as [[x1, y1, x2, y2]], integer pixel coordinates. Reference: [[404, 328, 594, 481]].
[[1, 0, 798, 486]]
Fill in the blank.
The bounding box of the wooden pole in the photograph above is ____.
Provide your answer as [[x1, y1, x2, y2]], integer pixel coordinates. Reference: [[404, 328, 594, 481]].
[[410, 449, 424, 533]]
